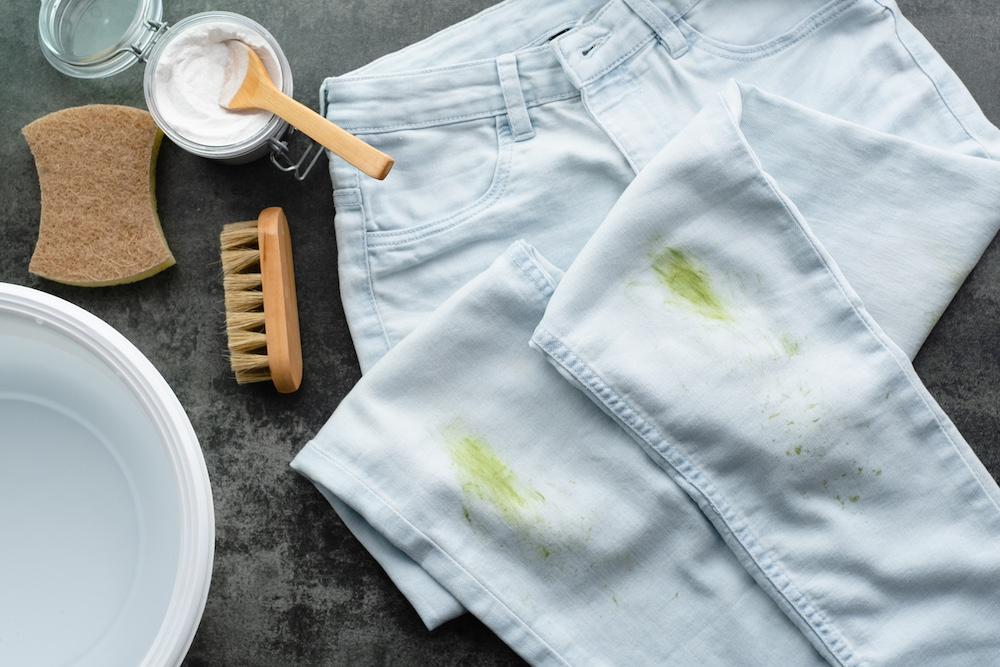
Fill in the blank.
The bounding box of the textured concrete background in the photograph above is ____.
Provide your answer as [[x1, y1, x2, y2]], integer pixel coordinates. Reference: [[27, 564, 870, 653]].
[[1, 1, 997, 665]]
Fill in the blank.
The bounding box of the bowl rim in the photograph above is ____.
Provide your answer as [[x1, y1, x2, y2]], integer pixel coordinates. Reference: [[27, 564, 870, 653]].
[[0, 283, 214, 667]]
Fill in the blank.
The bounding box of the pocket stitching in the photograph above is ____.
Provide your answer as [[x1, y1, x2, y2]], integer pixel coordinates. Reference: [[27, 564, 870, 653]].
[[366, 118, 516, 249], [353, 189, 395, 353], [679, 0, 858, 62]]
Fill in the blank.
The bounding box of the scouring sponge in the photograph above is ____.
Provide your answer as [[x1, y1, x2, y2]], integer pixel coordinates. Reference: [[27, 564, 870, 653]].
[[22, 105, 175, 286]]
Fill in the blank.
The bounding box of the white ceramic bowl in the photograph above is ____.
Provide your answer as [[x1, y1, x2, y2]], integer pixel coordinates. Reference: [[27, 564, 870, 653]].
[[0, 284, 213, 666]]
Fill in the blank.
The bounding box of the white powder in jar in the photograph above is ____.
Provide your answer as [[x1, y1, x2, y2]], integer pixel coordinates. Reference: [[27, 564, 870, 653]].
[[152, 22, 283, 147]]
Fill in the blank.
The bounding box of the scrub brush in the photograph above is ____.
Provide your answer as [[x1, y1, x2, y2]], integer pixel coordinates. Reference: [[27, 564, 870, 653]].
[[220, 207, 302, 393]]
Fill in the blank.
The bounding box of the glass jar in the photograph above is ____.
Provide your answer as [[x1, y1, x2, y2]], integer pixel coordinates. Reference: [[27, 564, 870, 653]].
[[37, 0, 320, 173], [143, 12, 293, 163]]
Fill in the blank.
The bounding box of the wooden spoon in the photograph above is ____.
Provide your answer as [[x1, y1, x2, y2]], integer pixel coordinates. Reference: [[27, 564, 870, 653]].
[[220, 41, 394, 180]]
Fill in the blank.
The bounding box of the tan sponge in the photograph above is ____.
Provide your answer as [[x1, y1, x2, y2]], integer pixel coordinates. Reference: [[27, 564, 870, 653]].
[[22, 105, 175, 286]]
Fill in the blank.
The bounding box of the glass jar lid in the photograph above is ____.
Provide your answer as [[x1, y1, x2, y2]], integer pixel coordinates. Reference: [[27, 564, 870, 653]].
[[38, 0, 166, 79]]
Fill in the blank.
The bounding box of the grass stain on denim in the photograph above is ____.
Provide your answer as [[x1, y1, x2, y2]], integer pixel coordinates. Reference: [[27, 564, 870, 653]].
[[448, 434, 552, 564], [780, 334, 801, 357], [450, 435, 543, 521], [651, 247, 729, 321]]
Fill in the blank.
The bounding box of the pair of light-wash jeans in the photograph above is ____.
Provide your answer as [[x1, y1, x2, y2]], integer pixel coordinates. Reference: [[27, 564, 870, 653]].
[[293, 0, 1000, 664]]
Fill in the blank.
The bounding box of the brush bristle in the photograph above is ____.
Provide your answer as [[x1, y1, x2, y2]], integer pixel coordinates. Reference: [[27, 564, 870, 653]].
[[220, 220, 272, 384]]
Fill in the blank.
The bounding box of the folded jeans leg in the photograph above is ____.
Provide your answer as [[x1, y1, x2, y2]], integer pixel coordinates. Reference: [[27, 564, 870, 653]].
[[292, 241, 826, 666], [532, 82, 1000, 666]]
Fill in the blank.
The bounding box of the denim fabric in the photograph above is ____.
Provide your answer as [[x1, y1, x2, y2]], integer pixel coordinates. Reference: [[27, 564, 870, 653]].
[[531, 83, 1000, 665], [293, 242, 827, 666], [308, 0, 1000, 642], [324, 0, 1000, 373], [294, 86, 1000, 661]]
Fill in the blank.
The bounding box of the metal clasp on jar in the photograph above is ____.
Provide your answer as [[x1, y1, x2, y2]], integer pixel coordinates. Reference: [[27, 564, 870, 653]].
[[268, 128, 325, 180]]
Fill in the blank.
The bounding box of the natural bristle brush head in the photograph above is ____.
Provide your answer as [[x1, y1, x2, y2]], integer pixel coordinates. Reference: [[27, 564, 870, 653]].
[[220, 207, 302, 393]]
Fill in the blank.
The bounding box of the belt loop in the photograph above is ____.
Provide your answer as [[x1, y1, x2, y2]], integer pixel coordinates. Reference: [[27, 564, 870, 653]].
[[622, 0, 689, 58], [496, 53, 536, 142]]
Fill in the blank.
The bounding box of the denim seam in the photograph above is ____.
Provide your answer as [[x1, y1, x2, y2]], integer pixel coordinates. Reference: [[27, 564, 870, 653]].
[[498, 56, 536, 140], [719, 91, 1000, 521], [579, 34, 658, 87], [674, 0, 704, 19], [333, 188, 361, 210], [530, 327, 856, 667], [587, 0, 619, 28], [508, 244, 558, 298], [304, 445, 572, 667], [580, 85, 642, 174], [339, 92, 580, 135], [677, 0, 856, 61], [357, 188, 394, 353], [366, 120, 515, 248], [524, 20, 580, 48], [872, 0, 993, 159], [622, 0, 689, 57], [334, 49, 554, 82], [352, 0, 531, 76], [579, 33, 611, 58]]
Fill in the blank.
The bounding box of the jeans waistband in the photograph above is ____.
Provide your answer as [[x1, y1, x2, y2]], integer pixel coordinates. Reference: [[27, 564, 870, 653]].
[[322, 0, 698, 134]]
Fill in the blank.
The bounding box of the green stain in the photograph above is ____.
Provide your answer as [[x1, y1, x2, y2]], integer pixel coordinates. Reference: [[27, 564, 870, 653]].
[[450, 435, 542, 525], [462, 505, 472, 523], [537, 545, 552, 560], [849, 495, 860, 503], [874, 468, 882, 477], [780, 334, 801, 357], [651, 247, 729, 321]]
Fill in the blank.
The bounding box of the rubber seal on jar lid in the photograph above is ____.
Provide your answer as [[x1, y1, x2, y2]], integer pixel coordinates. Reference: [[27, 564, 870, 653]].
[[38, 0, 167, 79]]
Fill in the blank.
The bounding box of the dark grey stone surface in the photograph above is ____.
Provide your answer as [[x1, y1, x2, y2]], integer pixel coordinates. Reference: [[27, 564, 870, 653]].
[[0, 1, 997, 665]]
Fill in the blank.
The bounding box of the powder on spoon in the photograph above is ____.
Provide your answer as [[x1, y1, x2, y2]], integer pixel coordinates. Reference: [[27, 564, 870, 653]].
[[152, 23, 282, 147]]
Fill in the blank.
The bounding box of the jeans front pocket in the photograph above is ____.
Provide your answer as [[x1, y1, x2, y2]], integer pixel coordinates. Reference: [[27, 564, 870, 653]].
[[360, 116, 515, 246], [677, 0, 859, 61]]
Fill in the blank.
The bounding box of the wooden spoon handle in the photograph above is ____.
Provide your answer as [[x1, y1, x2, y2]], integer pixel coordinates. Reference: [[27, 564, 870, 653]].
[[256, 87, 394, 180]]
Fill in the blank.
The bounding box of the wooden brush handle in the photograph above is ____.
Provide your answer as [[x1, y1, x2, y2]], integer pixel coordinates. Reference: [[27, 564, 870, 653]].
[[258, 207, 302, 393], [255, 87, 393, 180]]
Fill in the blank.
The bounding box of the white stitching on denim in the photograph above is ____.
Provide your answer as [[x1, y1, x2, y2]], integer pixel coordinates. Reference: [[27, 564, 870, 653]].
[[677, 0, 856, 61], [352, 0, 537, 76], [498, 55, 536, 140], [872, 0, 994, 160], [674, 0, 704, 19], [366, 119, 516, 248], [339, 51, 544, 82], [530, 329, 857, 667], [358, 190, 393, 353], [339, 92, 580, 135], [508, 243, 558, 298], [579, 34, 657, 86], [525, 20, 579, 49], [622, 0, 689, 56], [719, 91, 1000, 521]]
